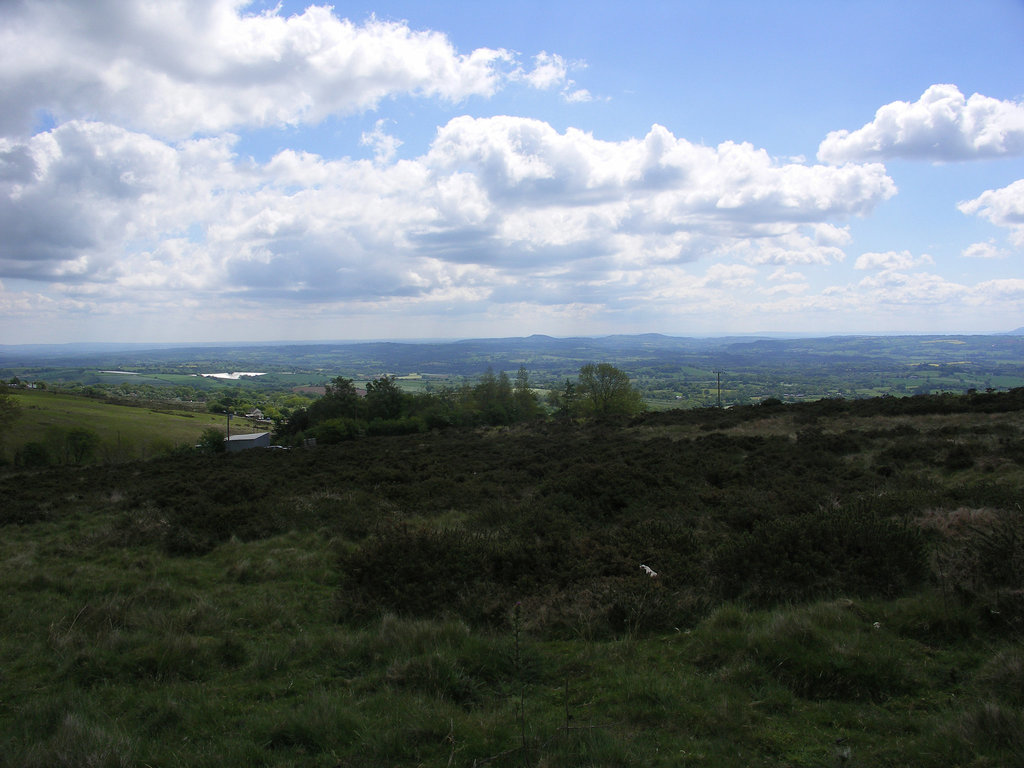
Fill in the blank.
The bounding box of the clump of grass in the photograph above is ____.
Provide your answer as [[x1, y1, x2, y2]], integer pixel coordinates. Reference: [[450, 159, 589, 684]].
[[385, 651, 484, 707], [973, 648, 1024, 706], [956, 702, 1024, 756], [746, 602, 923, 701], [255, 688, 362, 756], [927, 505, 1024, 633], [17, 711, 137, 768], [881, 589, 981, 645], [690, 600, 925, 702]]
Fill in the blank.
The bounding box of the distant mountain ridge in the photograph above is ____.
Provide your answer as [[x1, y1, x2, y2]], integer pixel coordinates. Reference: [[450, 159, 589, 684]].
[[5, 330, 1022, 362]]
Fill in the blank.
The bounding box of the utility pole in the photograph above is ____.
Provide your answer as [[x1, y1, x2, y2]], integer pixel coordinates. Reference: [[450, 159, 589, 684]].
[[714, 370, 722, 408], [225, 410, 232, 439]]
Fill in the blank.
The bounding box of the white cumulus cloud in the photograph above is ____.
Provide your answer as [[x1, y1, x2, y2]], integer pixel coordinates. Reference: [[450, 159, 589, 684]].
[[818, 84, 1024, 163], [518, 51, 591, 103], [0, 0, 546, 139], [856, 270, 965, 305], [523, 52, 569, 90], [962, 241, 1008, 259], [425, 117, 894, 219], [360, 119, 404, 164], [0, 116, 898, 314], [854, 250, 934, 271], [959, 179, 1024, 246], [972, 278, 1024, 300]]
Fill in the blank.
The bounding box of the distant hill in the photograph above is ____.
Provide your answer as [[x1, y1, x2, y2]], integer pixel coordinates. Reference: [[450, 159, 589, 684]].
[[6, 331, 1023, 366]]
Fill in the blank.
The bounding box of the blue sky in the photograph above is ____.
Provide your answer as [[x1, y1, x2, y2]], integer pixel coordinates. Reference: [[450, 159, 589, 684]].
[[1, 0, 1023, 344]]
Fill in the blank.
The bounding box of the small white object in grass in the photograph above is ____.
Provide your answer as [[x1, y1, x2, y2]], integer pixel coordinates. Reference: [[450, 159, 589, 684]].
[[640, 564, 658, 578]]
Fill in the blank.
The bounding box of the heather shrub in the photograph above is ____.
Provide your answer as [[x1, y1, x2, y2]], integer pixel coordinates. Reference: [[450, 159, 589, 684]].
[[948, 703, 1024, 761], [933, 506, 1024, 633], [15, 441, 51, 468], [973, 648, 1024, 706], [336, 524, 520, 626], [710, 505, 927, 605]]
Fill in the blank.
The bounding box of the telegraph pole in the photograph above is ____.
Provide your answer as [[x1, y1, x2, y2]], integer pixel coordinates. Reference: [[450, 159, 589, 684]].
[[714, 370, 722, 408]]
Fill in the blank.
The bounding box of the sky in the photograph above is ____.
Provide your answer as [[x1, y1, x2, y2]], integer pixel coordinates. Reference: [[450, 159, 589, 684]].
[[1, 0, 1023, 344]]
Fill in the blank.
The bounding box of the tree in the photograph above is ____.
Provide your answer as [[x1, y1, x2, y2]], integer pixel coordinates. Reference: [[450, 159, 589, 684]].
[[16, 442, 50, 468], [197, 427, 226, 453], [473, 367, 514, 425], [365, 375, 406, 421], [512, 366, 540, 421], [309, 376, 364, 422], [576, 363, 645, 417], [546, 378, 577, 419], [65, 427, 101, 464], [0, 384, 20, 439]]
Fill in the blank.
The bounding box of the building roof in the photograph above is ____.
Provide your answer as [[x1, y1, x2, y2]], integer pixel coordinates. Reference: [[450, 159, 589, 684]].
[[224, 432, 270, 442]]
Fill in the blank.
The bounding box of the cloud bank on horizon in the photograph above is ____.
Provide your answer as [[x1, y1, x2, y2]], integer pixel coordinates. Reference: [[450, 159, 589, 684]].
[[1, 0, 1022, 343]]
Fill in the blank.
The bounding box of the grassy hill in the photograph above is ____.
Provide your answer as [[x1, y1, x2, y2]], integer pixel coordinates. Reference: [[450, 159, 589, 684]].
[[2, 392, 1023, 766], [3, 389, 263, 463]]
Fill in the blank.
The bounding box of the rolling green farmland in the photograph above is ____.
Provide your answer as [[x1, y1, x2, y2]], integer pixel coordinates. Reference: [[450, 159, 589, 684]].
[[7, 334, 1024, 407]]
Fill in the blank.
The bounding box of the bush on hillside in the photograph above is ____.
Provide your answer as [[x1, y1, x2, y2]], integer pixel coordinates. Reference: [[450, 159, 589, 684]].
[[710, 506, 928, 605]]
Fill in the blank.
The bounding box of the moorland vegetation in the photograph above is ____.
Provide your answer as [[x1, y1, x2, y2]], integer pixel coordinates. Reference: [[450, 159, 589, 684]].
[[2, 386, 1024, 766]]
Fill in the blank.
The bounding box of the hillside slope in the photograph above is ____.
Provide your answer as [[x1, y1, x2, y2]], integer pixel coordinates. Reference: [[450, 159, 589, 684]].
[[2, 393, 1023, 766], [4, 389, 258, 462]]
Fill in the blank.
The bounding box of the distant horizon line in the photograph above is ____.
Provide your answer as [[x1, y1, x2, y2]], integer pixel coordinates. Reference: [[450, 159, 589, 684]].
[[2, 328, 1022, 350]]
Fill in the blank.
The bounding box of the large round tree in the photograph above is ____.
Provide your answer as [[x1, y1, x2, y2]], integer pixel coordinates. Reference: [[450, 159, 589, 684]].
[[576, 363, 645, 417]]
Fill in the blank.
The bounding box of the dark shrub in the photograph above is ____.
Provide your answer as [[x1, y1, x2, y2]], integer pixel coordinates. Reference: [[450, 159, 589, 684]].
[[337, 524, 521, 626], [943, 443, 976, 471], [310, 417, 366, 444], [16, 441, 51, 468], [366, 416, 426, 437], [710, 506, 927, 605], [197, 427, 225, 453], [936, 507, 1024, 633]]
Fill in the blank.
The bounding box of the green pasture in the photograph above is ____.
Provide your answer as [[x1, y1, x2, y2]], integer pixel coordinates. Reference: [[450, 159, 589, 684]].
[[92, 371, 191, 387], [4, 390, 259, 462], [987, 373, 1024, 388]]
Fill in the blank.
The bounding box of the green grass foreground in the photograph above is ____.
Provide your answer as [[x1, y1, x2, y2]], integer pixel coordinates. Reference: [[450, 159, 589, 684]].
[[2, 393, 1024, 766]]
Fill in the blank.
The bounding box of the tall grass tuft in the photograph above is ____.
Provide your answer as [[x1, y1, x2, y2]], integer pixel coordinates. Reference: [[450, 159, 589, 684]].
[[17, 712, 136, 768]]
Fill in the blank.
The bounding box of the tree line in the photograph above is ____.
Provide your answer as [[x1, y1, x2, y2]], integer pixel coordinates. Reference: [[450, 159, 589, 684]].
[[274, 363, 645, 445]]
